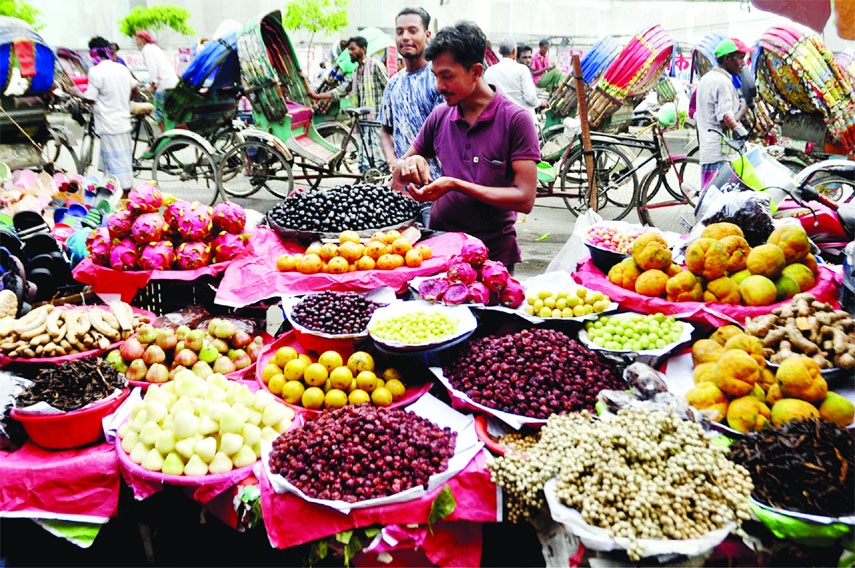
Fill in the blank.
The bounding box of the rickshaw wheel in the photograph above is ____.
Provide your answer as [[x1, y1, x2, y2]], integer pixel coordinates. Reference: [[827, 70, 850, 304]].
[[361, 168, 388, 185], [151, 136, 219, 206], [218, 141, 294, 199]]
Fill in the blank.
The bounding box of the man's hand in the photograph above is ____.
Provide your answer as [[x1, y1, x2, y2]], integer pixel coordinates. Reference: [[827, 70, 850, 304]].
[[391, 155, 432, 189], [146, 83, 156, 94], [733, 123, 749, 140], [408, 176, 456, 202]]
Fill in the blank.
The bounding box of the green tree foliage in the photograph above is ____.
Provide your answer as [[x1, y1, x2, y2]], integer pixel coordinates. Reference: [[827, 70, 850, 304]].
[[283, 0, 349, 53], [118, 4, 195, 38], [0, 0, 44, 29]]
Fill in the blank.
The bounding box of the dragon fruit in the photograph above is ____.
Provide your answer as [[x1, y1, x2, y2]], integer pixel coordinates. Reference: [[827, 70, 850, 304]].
[[459, 242, 489, 267], [417, 277, 450, 302], [446, 260, 477, 285], [212, 201, 247, 234], [500, 278, 525, 308], [174, 202, 214, 241], [139, 241, 176, 271], [109, 238, 139, 270], [210, 231, 247, 263], [480, 260, 510, 291], [442, 283, 470, 305], [131, 212, 167, 245], [175, 241, 211, 270], [106, 209, 134, 239], [163, 200, 192, 234], [85, 227, 112, 266], [127, 183, 163, 213], [468, 282, 491, 305]]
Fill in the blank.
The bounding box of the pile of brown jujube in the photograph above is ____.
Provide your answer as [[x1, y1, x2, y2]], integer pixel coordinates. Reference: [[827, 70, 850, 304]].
[[291, 291, 382, 335], [17, 358, 125, 411], [443, 328, 623, 418], [729, 418, 855, 517], [268, 405, 456, 503]]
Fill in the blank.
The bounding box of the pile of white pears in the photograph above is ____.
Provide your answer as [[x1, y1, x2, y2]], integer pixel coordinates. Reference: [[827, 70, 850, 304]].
[[118, 370, 294, 476]]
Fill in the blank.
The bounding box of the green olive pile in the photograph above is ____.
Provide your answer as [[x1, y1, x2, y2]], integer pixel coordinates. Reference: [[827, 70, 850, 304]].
[[267, 184, 421, 233], [488, 408, 753, 561]]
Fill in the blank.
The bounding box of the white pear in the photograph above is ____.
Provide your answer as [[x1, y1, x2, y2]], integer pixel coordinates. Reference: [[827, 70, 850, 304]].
[[121, 430, 139, 454], [130, 441, 150, 464], [208, 451, 234, 474], [195, 436, 218, 464], [170, 398, 195, 418], [205, 385, 227, 403], [175, 437, 197, 460], [207, 401, 231, 421], [252, 390, 275, 411], [232, 445, 258, 468], [139, 421, 162, 446], [206, 373, 229, 390], [161, 415, 174, 432], [225, 383, 242, 405], [242, 423, 261, 446], [118, 422, 130, 439], [220, 432, 244, 456], [251, 441, 261, 458], [162, 452, 185, 476], [262, 404, 288, 427], [198, 415, 219, 436], [173, 411, 200, 439], [274, 417, 292, 434], [130, 401, 144, 418], [184, 454, 209, 476], [260, 426, 280, 442], [141, 448, 165, 472], [144, 385, 169, 406], [155, 430, 177, 455], [231, 403, 251, 421], [236, 386, 255, 408], [247, 409, 263, 427], [219, 408, 246, 434]]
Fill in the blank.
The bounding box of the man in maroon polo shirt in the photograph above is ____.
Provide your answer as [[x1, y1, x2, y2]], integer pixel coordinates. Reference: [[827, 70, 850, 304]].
[[391, 21, 540, 273]]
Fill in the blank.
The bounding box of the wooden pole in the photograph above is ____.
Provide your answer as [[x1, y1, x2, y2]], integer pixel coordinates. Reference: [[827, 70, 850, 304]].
[[572, 54, 597, 211]]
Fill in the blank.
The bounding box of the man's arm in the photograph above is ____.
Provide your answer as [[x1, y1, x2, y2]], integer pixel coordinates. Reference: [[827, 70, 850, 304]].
[[308, 75, 352, 100], [519, 67, 540, 108], [380, 126, 398, 167]]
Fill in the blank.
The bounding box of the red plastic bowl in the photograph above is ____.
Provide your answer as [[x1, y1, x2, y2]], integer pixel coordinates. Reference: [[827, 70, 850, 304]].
[[11, 389, 130, 450]]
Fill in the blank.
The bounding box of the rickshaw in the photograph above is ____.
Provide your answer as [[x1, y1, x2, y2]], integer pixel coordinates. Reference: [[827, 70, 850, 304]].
[[0, 17, 82, 176], [215, 10, 380, 199]]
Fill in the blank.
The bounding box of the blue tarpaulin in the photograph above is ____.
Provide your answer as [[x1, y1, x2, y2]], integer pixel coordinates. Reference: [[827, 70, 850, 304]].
[[180, 31, 240, 90]]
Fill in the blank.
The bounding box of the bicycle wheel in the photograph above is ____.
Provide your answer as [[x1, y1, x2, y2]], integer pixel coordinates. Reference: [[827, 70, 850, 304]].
[[210, 125, 245, 183], [131, 117, 156, 175], [152, 137, 219, 205], [559, 145, 637, 219], [813, 173, 855, 203], [540, 124, 570, 164], [76, 131, 97, 176], [218, 141, 294, 199], [316, 122, 359, 173], [637, 156, 701, 233], [41, 130, 81, 175]]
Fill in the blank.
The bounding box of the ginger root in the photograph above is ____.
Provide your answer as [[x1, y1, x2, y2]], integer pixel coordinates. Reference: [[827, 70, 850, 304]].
[[785, 322, 820, 355]]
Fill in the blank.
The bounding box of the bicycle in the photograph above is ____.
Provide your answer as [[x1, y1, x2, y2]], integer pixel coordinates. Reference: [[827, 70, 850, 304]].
[[216, 107, 386, 199]]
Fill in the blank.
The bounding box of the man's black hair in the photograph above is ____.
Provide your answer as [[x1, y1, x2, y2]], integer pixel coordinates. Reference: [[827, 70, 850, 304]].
[[396, 7, 431, 30], [425, 21, 486, 70], [88, 36, 111, 49], [518, 44, 532, 55], [538, 38, 550, 48], [347, 36, 368, 50]]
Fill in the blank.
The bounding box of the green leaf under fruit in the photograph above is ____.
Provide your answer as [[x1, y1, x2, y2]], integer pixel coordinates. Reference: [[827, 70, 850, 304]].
[[428, 485, 457, 534]]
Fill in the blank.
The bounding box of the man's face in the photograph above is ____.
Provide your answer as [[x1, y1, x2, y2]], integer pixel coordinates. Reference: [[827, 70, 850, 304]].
[[348, 42, 365, 63], [396, 14, 429, 60], [539, 43, 549, 55], [722, 52, 745, 75], [518, 49, 533, 67], [431, 52, 481, 107], [135, 36, 145, 48]]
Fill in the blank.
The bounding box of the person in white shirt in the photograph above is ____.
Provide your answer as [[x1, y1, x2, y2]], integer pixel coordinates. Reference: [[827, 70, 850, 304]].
[[484, 40, 543, 118], [134, 29, 179, 130], [72, 37, 139, 192]]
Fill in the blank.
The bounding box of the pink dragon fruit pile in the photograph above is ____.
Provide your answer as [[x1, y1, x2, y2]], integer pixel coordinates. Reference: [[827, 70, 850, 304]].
[[85, 186, 250, 271], [417, 242, 525, 308]]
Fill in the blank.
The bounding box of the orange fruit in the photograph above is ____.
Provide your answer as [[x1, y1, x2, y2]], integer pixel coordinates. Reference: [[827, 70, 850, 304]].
[[384, 230, 402, 244], [405, 249, 422, 267], [273, 346, 299, 367], [318, 351, 344, 372], [338, 241, 364, 262], [319, 242, 339, 261], [348, 389, 371, 405], [415, 244, 432, 260], [297, 253, 323, 274], [371, 387, 393, 407], [305, 243, 323, 256], [357, 256, 376, 271], [370, 231, 386, 243], [348, 352, 375, 374], [364, 241, 386, 260], [276, 254, 297, 271], [391, 237, 412, 255], [301, 387, 325, 410], [327, 256, 349, 274], [339, 230, 361, 245], [303, 363, 329, 387]]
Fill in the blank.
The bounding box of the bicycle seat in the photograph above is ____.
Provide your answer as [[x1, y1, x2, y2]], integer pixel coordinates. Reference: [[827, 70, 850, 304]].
[[342, 107, 372, 118], [130, 102, 154, 115]]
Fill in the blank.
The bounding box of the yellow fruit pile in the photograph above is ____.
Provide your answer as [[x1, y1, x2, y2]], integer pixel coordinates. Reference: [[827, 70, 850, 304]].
[[260, 347, 406, 411], [607, 223, 819, 306], [685, 326, 854, 433], [522, 286, 611, 318], [276, 230, 433, 275]]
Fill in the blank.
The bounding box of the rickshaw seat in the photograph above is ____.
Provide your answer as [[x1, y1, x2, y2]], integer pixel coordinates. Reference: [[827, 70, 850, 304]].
[[286, 100, 313, 126]]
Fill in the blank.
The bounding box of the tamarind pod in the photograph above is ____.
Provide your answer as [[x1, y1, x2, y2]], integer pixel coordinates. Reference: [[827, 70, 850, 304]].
[[96, 336, 110, 350], [0, 341, 20, 351], [59, 339, 71, 351], [19, 323, 49, 341], [71, 339, 88, 353], [53, 324, 66, 343], [76, 313, 91, 337], [81, 333, 95, 348], [45, 308, 62, 337], [100, 310, 120, 331], [30, 333, 51, 346], [12, 306, 51, 335], [64, 310, 80, 344], [21, 348, 35, 358], [89, 309, 121, 342], [34, 345, 44, 355], [108, 302, 134, 333]]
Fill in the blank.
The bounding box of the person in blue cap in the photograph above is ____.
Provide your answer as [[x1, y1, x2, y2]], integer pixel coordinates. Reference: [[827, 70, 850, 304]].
[[695, 37, 750, 189]]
